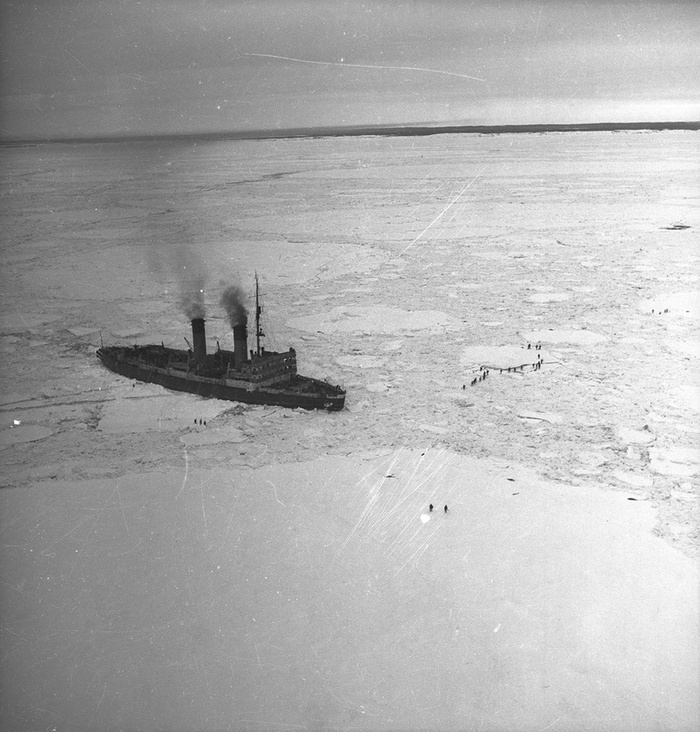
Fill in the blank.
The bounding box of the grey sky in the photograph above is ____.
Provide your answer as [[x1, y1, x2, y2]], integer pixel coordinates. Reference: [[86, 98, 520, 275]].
[[1, 1, 698, 139]]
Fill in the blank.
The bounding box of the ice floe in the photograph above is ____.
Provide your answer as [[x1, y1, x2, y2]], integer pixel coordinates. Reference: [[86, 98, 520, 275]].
[[615, 425, 655, 445], [460, 345, 541, 370], [288, 306, 460, 334], [0, 425, 54, 448], [335, 355, 386, 368], [66, 326, 102, 337], [671, 385, 700, 413], [521, 328, 608, 345], [1, 448, 697, 731], [366, 381, 391, 393], [649, 446, 700, 477], [527, 292, 572, 303], [518, 411, 564, 424], [0, 313, 61, 333], [180, 427, 246, 447], [613, 470, 653, 488], [98, 394, 230, 434], [641, 290, 699, 316]]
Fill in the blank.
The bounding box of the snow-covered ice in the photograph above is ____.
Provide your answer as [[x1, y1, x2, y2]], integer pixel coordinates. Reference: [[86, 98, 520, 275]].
[[1, 449, 697, 731], [1, 131, 698, 730], [289, 305, 460, 334]]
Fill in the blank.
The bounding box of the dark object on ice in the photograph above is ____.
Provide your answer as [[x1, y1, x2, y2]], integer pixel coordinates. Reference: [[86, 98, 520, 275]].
[[444, 505, 448, 513], [429, 504, 434, 512], [661, 223, 690, 230], [97, 274, 346, 411], [199, 418, 202, 425]]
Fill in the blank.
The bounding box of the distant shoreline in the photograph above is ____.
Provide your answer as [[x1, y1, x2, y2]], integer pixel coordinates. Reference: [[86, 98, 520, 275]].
[[1, 121, 698, 146]]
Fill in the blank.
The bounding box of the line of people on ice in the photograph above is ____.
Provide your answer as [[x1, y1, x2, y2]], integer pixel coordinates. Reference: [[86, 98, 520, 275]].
[[462, 350, 545, 388]]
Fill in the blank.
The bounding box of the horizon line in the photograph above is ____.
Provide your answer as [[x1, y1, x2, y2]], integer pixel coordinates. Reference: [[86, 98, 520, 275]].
[[2, 120, 698, 146]]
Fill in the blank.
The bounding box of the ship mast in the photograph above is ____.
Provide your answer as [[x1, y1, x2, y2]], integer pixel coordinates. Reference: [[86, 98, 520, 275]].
[[255, 272, 264, 356]]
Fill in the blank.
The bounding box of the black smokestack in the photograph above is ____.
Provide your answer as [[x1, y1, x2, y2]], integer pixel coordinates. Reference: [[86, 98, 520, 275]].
[[219, 284, 248, 329], [191, 318, 206, 362], [233, 324, 248, 369], [220, 284, 249, 369]]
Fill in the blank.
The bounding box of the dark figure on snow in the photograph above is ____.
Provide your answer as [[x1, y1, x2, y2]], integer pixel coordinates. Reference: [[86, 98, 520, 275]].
[[429, 504, 434, 512], [444, 505, 449, 513]]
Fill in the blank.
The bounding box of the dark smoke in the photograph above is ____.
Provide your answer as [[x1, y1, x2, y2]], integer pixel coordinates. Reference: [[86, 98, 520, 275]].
[[175, 246, 207, 320], [219, 283, 248, 328], [181, 264, 206, 320], [102, 141, 210, 322], [146, 238, 208, 320]]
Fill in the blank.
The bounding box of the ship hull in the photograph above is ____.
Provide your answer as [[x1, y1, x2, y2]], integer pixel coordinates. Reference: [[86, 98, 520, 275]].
[[97, 349, 345, 411]]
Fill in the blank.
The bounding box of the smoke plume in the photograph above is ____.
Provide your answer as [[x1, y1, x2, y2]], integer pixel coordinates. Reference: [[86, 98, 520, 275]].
[[219, 283, 248, 328], [181, 265, 206, 320], [175, 245, 207, 320], [146, 236, 208, 320]]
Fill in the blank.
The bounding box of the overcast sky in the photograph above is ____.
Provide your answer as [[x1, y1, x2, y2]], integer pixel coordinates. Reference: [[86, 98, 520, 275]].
[[1, 0, 698, 139]]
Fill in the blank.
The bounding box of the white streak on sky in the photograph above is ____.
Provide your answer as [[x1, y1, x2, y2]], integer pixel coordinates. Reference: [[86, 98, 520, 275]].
[[244, 53, 487, 83]]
